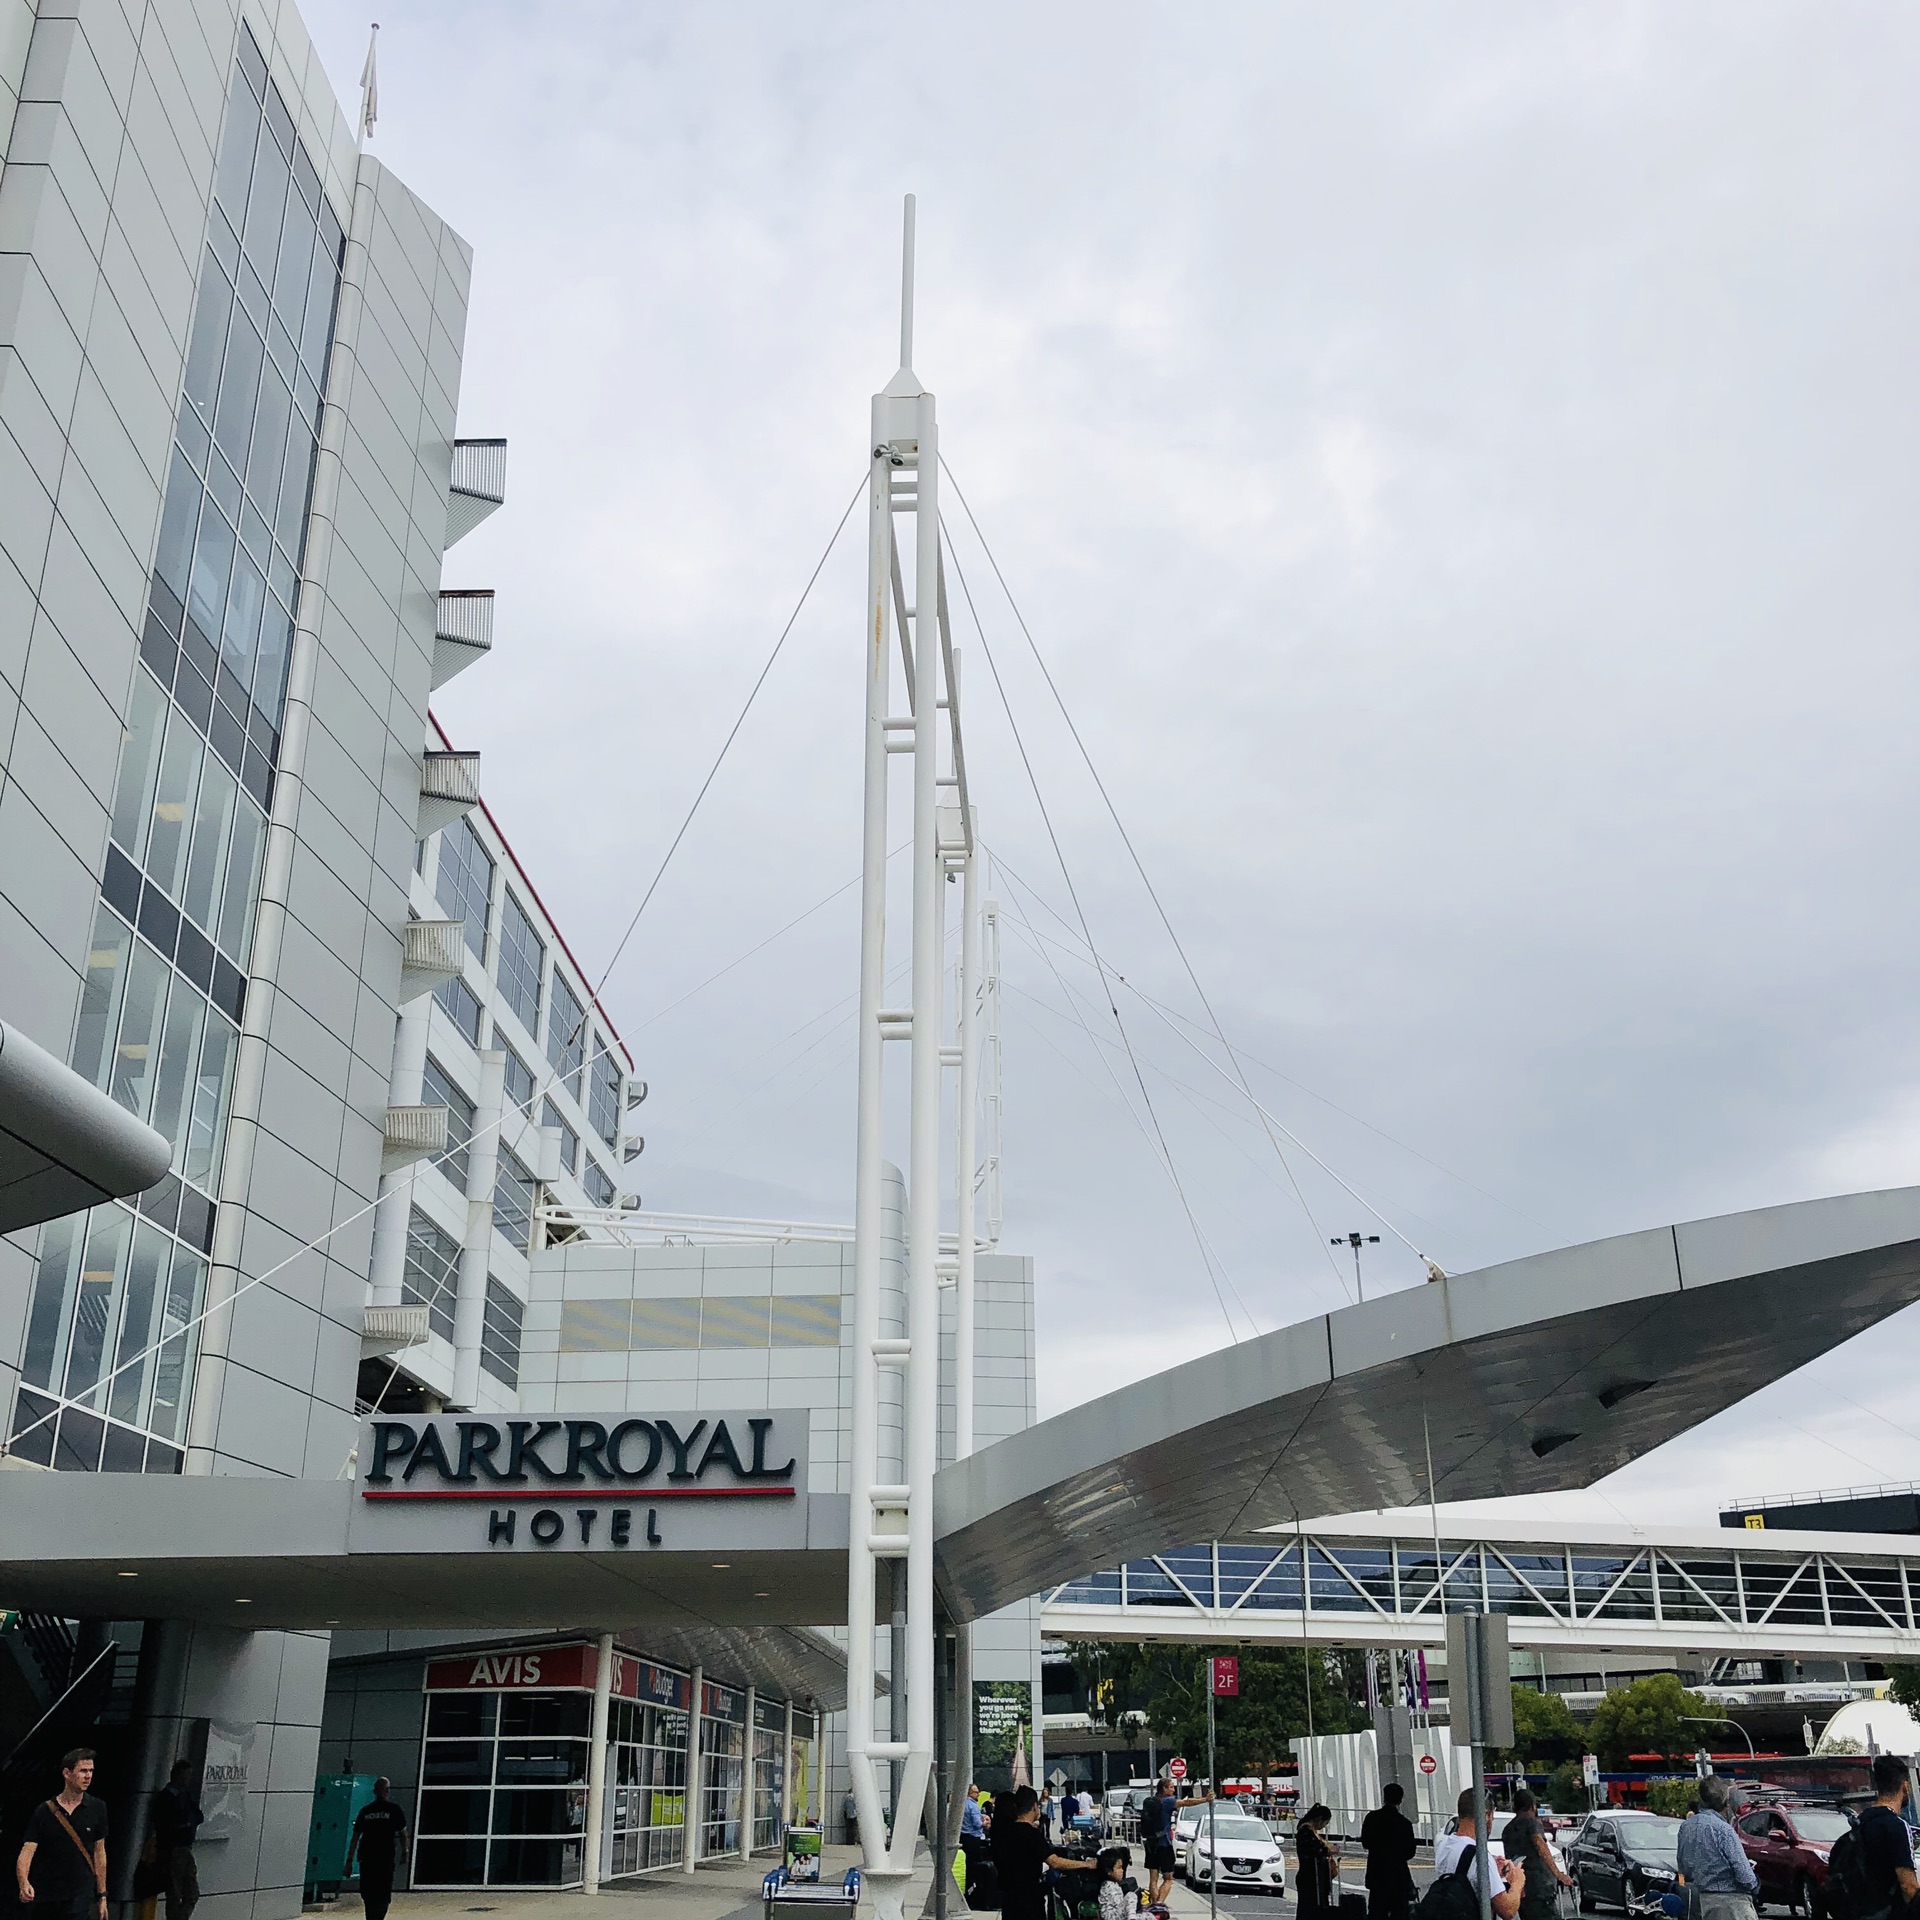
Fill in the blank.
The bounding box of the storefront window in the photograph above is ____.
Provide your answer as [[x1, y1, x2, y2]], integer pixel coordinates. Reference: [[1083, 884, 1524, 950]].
[[700, 1683, 745, 1861], [608, 1697, 688, 1876], [415, 1690, 587, 1886]]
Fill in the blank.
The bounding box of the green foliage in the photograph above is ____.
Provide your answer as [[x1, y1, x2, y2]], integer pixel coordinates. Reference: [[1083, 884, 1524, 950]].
[[1062, 1642, 1366, 1779], [1644, 1779, 1700, 1818], [1586, 1674, 1710, 1769], [1886, 1668, 1920, 1712], [1544, 1762, 1587, 1815], [1503, 1687, 1583, 1768]]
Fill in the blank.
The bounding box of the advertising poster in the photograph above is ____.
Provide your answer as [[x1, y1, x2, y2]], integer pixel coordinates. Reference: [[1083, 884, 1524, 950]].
[[199, 1720, 256, 1842], [972, 1680, 1032, 1794]]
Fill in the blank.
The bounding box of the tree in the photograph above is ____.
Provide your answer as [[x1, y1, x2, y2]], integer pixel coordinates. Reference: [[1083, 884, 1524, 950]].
[[1061, 1642, 1366, 1780], [1502, 1687, 1583, 1769], [1886, 1667, 1920, 1712], [1585, 1674, 1710, 1769], [1644, 1779, 1699, 1818]]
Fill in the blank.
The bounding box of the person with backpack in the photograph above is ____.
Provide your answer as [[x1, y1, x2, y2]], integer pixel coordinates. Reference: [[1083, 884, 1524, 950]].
[[1140, 1776, 1210, 1908], [1421, 1791, 1525, 1920], [1675, 1775, 1759, 1920], [1828, 1755, 1919, 1920]]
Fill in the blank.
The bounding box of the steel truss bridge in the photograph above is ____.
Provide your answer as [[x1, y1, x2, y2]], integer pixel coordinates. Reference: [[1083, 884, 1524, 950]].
[[1037, 1518, 1920, 1659]]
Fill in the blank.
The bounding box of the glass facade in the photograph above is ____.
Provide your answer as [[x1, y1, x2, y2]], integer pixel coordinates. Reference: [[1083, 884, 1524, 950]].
[[540, 1098, 578, 1177], [497, 892, 544, 1035], [422, 1055, 474, 1190], [699, 1683, 745, 1861], [480, 1276, 522, 1388], [435, 817, 494, 959], [493, 1151, 536, 1253], [588, 1046, 621, 1148], [546, 973, 585, 1095], [402, 1209, 460, 1343], [10, 24, 343, 1474], [608, 1693, 690, 1876]]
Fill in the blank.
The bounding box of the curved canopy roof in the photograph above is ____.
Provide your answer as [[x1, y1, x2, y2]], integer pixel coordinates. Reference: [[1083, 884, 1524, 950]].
[[930, 1184, 1920, 1619]]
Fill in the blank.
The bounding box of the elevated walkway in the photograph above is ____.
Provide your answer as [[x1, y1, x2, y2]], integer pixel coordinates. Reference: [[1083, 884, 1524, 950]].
[[1039, 1513, 1920, 1657]]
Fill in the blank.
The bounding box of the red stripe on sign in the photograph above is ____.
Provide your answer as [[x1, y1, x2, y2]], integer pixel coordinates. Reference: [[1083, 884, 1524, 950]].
[[360, 1485, 797, 1502]]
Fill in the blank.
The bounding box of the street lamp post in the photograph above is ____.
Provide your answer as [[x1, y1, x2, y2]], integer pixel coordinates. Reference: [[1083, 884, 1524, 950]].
[[1332, 1232, 1381, 1300]]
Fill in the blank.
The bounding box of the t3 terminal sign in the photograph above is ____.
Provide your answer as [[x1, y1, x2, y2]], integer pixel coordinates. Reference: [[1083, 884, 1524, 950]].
[[347, 1410, 808, 1554]]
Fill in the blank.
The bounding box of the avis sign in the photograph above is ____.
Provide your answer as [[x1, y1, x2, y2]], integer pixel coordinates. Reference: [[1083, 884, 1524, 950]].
[[347, 1409, 808, 1555]]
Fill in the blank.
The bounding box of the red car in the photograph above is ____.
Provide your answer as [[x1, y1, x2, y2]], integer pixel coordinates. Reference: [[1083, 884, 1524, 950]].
[[1734, 1802, 1854, 1917]]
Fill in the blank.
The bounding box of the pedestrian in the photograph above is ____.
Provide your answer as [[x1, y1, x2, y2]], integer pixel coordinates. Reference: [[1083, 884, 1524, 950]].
[[1361, 1782, 1418, 1920], [1432, 1789, 1526, 1920], [964, 1784, 988, 1844], [1064, 1785, 1082, 1833], [154, 1760, 205, 1920], [15, 1748, 109, 1920], [1849, 1756, 1919, 1913], [1499, 1789, 1572, 1920], [1041, 1786, 1056, 1844], [1140, 1774, 1210, 1908], [345, 1778, 409, 1920], [844, 1789, 860, 1846], [1296, 1805, 1340, 1920], [1096, 1846, 1133, 1920], [1673, 1776, 1759, 1920], [991, 1786, 1097, 1920]]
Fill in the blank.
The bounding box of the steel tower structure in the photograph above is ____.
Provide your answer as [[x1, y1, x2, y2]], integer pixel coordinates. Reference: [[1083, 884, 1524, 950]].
[[846, 197, 985, 1920]]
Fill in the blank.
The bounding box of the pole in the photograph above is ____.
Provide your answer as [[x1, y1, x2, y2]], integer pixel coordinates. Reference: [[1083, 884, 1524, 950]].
[[1462, 1626, 1491, 1920], [1206, 1681, 1219, 1920], [684, 1665, 704, 1875], [954, 828, 980, 1460], [584, 1633, 614, 1893], [745, 1685, 758, 1857]]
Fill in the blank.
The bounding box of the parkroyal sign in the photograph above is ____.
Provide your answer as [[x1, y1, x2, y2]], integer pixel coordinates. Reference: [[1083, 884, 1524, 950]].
[[346, 1411, 808, 1555]]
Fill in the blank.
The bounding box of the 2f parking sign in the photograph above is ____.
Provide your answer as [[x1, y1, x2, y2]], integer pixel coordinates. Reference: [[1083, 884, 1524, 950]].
[[1210, 1656, 1239, 1697]]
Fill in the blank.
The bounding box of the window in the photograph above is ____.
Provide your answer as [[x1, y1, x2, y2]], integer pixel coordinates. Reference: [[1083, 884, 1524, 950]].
[[421, 1056, 475, 1190], [541, 1099, 578, 1177], [402, 1207, 460, 1342], [480, 1277, 522, 1388], [496, 892, 543, 1034], [582, 1160, 616, 1209], [588, 1047, 621, 1149], [435, 974, 482, 1046], [492, 1152, 536, 1253], [547, 973, 585, 1096], [435, 815, 493, 959], [501, 1045, 534, 1117]]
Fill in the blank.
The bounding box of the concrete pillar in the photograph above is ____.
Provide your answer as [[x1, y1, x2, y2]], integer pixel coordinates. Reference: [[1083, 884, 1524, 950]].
[[111, 1620, 192, 1913], [743, 1686, 757, 1856], [582, 1633, 614, 1894], [683, 1665, 703, 1874], [449, 1049, 504, 1408]]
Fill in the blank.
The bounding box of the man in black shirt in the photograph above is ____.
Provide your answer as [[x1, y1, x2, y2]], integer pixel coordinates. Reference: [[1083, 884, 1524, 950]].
[[16, 1748, 109, 1920], [154, 1760, 205, 1920], [1856, 1755, 1919, 1914], [346, 1779, 410, 1920], [1499, 1788, 1571, 1920], [1361, 1783, 1418, 1920]]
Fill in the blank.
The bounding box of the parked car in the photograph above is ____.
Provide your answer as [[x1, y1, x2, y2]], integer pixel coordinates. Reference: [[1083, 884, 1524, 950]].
[[1186, 1811, 1289, 1895], [1104, 1788, 1149, 1840], [1736, 1802, 1852, 1917], [1566, 1811, 1683, 1914]]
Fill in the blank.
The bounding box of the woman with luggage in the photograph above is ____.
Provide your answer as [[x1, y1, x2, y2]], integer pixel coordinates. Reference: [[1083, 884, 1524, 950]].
[[1296, 1806, 1341, 1919]]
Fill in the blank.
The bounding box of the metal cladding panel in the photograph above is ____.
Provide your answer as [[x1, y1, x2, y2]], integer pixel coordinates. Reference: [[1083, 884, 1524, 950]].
[[932, 1184, 1920, 1619]]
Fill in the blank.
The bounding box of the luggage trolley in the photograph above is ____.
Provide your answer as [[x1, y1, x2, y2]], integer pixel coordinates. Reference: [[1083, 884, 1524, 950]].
[[763, 1825, 860, 1920]]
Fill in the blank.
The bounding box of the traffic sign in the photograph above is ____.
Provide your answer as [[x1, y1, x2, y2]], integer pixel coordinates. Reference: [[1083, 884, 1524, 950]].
[[1211, 1656, 1239, 1698], [1581, 1754, 1599, 1789], [1168, 1756, 1188, 1782], [1417, 1754, 1437, 1776], [1049, 1769, 1067, 1791]]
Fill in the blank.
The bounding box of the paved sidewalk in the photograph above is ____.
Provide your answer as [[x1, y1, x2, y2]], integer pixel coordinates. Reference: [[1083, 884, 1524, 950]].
[[366, 1847, 932, 1920]]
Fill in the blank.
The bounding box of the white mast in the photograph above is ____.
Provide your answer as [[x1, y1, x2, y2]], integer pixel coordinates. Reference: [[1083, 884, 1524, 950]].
[[847, 195, 982, 1920]]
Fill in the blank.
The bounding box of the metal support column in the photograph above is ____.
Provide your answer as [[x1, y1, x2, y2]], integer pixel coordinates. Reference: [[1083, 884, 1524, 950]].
[[684, 1664, 704, 1875], [583, 1632, 614, 1893]]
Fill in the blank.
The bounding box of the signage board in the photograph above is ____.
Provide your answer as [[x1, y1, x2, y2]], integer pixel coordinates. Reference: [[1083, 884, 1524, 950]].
[[1581, 1754, 1599, 1788], [423, 1642, 693, 1706], [1210, 1656, 1239, 1698], [1167, 1756, 1188, 1782], [1418, 1754, 1437, 1776], [348, 1410, 807, 1554], [200, 1721, 255, 1842]]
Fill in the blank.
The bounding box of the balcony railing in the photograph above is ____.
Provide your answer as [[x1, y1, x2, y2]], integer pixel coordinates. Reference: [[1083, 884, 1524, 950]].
[[446, 437, 507, 546], [417, 750, 480, 837], [361, 1304, 431, 1356], [382, 1103, 449, 1172], [433, 588, 493, 690], [399, 918, 464, 1001]]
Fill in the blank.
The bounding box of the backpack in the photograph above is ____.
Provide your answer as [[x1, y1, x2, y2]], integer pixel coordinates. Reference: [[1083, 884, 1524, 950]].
[[1822, 1826, 1894, 1920], [1415, 1849, 1484, 1920]]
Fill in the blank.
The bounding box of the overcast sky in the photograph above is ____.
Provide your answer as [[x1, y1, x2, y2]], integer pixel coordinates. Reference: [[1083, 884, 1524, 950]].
[[305, 1, 1920, 1530]]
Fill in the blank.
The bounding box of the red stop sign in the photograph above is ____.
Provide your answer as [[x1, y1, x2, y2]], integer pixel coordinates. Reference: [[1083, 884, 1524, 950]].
[[1418, 1755, 1438, 1775], [1168, 1756, 1188, 1781]]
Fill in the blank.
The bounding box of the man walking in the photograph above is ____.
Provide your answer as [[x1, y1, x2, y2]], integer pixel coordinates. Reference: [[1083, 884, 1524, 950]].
[[1499, 1789, 1572, 1920], [1360, 1782, 1418, 1920], [154, 1761, 205, 1920], [1674, 1776, 1760, 1920], [16, 1748, 109, 1920], [345, 1778, 409, 1920], [1852, 1755, 1919, 1913]]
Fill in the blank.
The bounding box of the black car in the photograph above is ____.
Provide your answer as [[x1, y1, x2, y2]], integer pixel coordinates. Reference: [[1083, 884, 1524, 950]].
[[1567, 1812, 1684, 1915]]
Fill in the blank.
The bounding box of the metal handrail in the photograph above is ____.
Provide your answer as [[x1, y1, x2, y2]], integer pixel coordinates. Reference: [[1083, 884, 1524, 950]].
[[450, 437, 507, 504], [436, 588, 495, 646]]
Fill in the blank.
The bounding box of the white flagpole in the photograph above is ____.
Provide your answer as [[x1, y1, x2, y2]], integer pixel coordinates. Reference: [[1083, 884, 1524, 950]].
[[358, 22, 379, 146]]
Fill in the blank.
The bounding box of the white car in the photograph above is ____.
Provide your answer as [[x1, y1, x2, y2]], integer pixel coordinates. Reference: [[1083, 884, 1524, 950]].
[[1186, 1811, 1289, 1895], [1173, 1805, 1206, 1868]]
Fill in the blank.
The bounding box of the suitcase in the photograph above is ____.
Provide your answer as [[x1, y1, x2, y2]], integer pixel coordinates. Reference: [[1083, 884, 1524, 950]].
[[965, 1859, 1001, 1910]]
